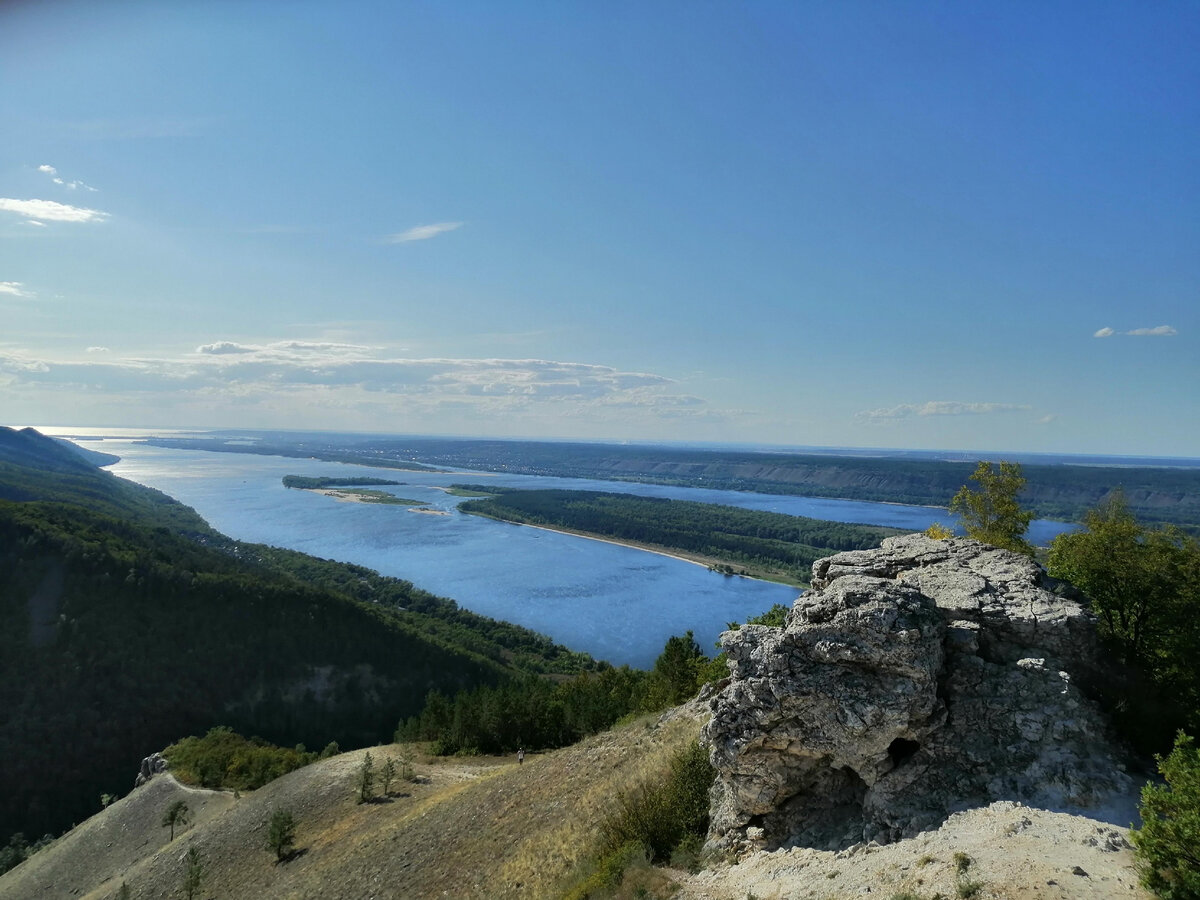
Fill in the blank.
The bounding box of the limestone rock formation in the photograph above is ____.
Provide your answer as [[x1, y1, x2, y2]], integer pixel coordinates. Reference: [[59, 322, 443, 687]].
[[702, 534, 1130, 852], [134, 752, 168, 788]]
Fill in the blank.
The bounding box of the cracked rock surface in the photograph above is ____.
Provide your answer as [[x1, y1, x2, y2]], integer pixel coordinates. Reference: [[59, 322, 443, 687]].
[[702, 534, 1131, 851]]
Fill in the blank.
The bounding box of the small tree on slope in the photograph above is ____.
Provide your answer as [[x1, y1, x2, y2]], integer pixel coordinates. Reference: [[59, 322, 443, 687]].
[[182, 846, 203, 900], [357, 751, 375, 804], [266, 808, 297, 862], [161, 799, 190, 841]]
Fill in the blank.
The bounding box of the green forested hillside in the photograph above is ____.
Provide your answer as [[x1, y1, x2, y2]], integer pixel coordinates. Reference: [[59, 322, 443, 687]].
[[0, 428, 590, 843]]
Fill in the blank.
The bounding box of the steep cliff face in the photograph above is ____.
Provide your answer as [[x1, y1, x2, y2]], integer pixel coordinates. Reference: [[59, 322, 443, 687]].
[[702, 534, 1131, 852]]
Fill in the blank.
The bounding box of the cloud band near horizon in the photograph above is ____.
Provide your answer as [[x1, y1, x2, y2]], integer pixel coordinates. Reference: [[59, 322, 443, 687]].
[[857, 401, 1032, 421], [0, 343, 711, 424]]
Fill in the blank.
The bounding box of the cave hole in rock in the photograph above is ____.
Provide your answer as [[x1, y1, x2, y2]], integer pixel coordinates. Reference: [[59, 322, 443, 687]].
[[887, 737, 921, 768]]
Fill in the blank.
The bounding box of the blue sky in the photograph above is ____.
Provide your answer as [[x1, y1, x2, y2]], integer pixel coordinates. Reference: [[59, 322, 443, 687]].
[[1, 1, 1196, 455]]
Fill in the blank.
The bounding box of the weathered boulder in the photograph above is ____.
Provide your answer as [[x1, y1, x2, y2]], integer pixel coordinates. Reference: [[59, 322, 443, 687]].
[[702, 534, 1130, 851], [134, 751, 168, 788]]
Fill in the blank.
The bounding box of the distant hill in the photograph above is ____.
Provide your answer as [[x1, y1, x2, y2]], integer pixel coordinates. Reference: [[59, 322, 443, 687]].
[[51, 437, 120, 468], [0, 427, 591, 843], [142, 434, 1200, 531], [0, 427, 100, 474]]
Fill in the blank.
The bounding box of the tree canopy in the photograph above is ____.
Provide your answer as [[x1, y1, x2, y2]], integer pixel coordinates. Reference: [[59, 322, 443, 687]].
[[949, 461, 1034, 554], [1047, 492, 1200, 747]]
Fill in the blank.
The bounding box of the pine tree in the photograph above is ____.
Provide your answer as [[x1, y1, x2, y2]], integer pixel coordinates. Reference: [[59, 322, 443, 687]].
[[161, 800, 190, 841], [265, 809, 297, 862], [356, 751, 375, 804]]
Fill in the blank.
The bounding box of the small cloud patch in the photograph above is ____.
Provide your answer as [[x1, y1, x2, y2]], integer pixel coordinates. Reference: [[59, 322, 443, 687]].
[[0, 282, 33, 298], [1094, 325, 1176, 338], [0, 198, 109, 223], [385, 222, 463, 243]]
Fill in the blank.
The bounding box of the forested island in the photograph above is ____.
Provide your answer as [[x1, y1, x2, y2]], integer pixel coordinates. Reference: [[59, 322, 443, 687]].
[[281, 475, 405, 489], [282, 474, 422, 505], [457, 486, 904, 585]]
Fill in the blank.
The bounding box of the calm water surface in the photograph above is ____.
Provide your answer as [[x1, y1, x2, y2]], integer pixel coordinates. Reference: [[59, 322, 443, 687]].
[[79, 438, 1076, 668]]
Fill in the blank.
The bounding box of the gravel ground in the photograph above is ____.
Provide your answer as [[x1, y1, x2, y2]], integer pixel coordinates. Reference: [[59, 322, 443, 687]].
[[675, 799, 1150, 900]]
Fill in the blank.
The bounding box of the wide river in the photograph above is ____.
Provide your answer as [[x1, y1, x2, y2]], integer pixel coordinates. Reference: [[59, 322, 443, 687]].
[[70, 435, 1077, 668]]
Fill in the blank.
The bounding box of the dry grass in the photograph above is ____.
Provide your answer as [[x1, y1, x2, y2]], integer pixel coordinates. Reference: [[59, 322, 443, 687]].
[[0, 710, 705, 900], [497, 715, 700, 898]]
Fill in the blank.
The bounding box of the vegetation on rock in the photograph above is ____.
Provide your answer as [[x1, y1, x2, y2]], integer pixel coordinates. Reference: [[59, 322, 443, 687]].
[[949, 461, 1034, 554]]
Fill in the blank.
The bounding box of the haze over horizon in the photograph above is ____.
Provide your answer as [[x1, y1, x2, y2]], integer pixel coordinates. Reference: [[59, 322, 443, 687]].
[[2, 2, 1196, 456]]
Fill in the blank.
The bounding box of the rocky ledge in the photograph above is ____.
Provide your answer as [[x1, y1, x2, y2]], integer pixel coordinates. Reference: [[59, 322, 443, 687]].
[[702, 534, 1131, 852]]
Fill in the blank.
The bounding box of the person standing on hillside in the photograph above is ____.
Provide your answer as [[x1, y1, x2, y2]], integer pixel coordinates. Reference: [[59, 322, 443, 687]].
[[517, 747, 525, 765]]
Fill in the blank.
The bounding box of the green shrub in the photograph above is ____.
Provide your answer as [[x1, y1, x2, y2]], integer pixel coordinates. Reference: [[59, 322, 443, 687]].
[[561, 739, 715, 898], [600, 739, 714, 863], [1133, 731, 1200, 899], [165, 726, 316, 791]]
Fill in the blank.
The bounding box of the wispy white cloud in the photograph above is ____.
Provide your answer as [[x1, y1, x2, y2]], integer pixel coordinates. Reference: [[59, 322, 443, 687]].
[[195, 340, 373, 359], [385, 221, 463, 243], [86, 346, 110, 353], [857, 401, 1031, 421], [1094, 324, 1177, 338], [0, 282, 33, 298], [1036, 414, 1057, 425], [0, 198, 109, 223], [196, 341, 258, 355], [36, 163, 99, 192]]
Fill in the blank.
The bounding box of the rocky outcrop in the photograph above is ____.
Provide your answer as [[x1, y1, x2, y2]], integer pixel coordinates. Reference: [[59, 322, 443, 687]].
[[702, 534, 1130, 852], [134, 752, 168, 788]]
